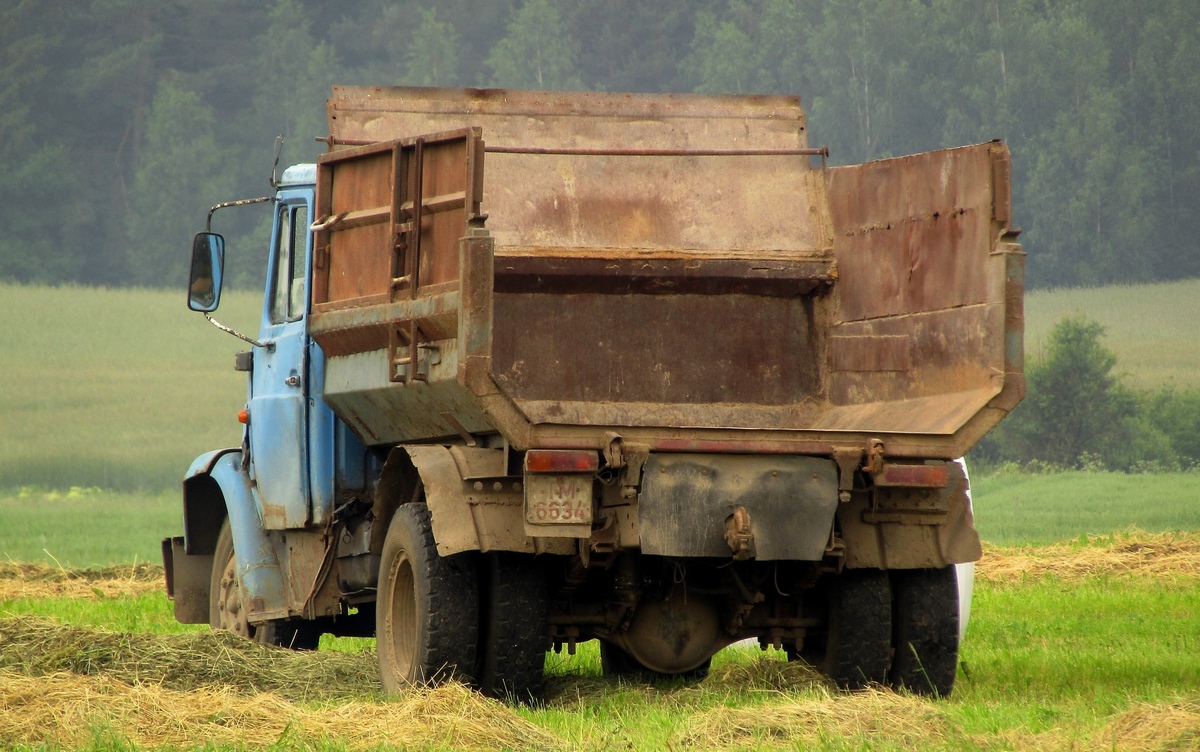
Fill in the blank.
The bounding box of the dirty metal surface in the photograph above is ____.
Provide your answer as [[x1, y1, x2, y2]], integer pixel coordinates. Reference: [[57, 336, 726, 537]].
[[493, 249, 836, 297], [314, 87, 1023, 460], [166, 538, 212, 625], [820, 142, 1022, 436], [838, 458, 982, 569], [491, 290, 826, 412], [639, 453, 840, 561], [404, 445, 574, 557], [311, 128, 483, 312], [827, 143, 1001, 321], [327, 86, 834, 257], [322, 349, 495, 445]]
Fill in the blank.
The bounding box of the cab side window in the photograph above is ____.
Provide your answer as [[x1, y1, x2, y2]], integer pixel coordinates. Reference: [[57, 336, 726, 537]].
[[269, 204, 309, 324]]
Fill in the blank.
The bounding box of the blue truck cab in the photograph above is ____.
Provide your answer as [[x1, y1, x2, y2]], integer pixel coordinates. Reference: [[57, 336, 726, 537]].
[[164, 164, 380, 647]]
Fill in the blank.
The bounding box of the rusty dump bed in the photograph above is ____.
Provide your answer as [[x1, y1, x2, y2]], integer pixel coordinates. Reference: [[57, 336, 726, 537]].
[[309, 86, 1024, 460]]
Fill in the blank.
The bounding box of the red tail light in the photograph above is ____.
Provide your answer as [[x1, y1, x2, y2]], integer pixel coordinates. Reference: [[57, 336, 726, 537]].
[[524, 449, 599, 474], [874, 463, 950, 488]]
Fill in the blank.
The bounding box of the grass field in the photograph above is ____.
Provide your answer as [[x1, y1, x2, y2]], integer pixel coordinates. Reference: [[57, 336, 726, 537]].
[[0, 282, 260, 491], [1024, 277, 1200, 389], [3, 534, 1200, 750]]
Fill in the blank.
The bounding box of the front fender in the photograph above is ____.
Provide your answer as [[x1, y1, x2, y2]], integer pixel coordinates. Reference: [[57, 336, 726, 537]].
[[203, 452, 289, 623], [184, 447, 241, 482]]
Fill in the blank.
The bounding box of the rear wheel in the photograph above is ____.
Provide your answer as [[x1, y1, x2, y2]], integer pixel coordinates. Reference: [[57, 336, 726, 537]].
[[477, 552, 549, 702], [209, 519, 321, 649], [376, 504, 478, 692], [819, 569, 892, 690], [889, 566, 959, 696]]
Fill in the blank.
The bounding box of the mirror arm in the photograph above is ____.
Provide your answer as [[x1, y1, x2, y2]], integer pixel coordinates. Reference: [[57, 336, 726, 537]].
[[206, 195, 274, 232], [204, 313, 275, 351]]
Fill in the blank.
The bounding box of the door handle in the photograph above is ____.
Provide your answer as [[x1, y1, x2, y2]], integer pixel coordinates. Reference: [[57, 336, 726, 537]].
[[285, 375, 302, 388]]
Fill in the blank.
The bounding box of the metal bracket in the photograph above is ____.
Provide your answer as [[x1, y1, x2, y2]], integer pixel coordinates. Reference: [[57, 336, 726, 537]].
[[831, 447, 863, 502], [864, 438, 886, 475], [603, 432, 624, 469]]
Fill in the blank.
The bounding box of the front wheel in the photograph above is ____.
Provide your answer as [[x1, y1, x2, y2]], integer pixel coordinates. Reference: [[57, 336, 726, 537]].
[[209, 519, 321, 649], [376, 504, 479, 692]]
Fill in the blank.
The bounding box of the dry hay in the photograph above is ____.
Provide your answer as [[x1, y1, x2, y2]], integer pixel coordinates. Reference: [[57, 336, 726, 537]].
[[672, 685, 951, 750], [0, 617, 563, 750], [0, 560, 164, 600], [0, 616, 376, 703], [0, 670, 564, 751], [703, 653, 827, 694], [1091, 699, 1200, 751], [978, 531, 1200, 585]]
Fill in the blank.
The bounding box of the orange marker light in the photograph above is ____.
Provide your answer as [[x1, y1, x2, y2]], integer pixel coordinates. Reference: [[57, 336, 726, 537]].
[[237, 409, 250, 425]]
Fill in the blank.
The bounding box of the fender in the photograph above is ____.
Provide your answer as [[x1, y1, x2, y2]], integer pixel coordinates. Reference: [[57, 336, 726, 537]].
[[183, 450, 289, 623], [379, 445, 572, 557]]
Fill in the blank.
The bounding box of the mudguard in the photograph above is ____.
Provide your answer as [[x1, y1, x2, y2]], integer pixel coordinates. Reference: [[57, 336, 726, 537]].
[[189, 451, 289, 623], [954, 458, 975, 643]]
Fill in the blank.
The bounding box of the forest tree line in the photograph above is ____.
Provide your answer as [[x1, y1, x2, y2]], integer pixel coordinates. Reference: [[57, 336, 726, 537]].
[[1, 0, 1197, 290]]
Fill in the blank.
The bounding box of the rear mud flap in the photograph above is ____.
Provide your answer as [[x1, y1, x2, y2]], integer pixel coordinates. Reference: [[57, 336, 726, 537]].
[[638, 454, 839, 561], [163, 536, 213, 624]]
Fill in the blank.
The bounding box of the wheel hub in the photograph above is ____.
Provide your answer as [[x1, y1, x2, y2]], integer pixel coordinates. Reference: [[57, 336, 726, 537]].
[[215, 554, 252, 638]]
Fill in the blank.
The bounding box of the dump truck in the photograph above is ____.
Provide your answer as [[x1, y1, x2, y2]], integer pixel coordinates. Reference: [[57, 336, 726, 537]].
[[163, 86, 1024, 700]]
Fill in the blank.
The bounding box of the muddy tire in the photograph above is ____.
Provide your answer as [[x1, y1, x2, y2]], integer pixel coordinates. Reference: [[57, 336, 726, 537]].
[[599, 641, 712, 682], [376, 504, 478, 692], [476, 552, 549, 702], [889, 566, 959, 697], [209, 519, 321, 649], [820, 569, 892, 690]]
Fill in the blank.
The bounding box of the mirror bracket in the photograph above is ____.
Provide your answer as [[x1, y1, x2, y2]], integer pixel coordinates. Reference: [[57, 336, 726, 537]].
[[204, 313, 275, 351]]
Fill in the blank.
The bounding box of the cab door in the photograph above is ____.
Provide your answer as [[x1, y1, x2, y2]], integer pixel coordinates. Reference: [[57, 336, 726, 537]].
[[248, 196, 312, 529]]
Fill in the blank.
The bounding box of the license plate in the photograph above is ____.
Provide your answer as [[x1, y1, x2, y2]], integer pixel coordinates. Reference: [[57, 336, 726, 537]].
[[525, 474, 593, 525]]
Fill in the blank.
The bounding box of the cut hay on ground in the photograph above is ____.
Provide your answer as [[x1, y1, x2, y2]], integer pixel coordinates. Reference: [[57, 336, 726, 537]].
[[0, 560, 163, 600], [1092, 699, 1200, 751], [673, 686, 952, 750], [0, 617, 376, 702], [0, 671, 564, 751], [978, 531, 1200, 585]]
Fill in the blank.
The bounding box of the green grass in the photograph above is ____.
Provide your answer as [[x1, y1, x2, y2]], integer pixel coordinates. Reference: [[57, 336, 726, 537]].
[[972, 469, 1200, 545], [1025, 277, 1200, 389], [0, 282, 260, 491], [0, 488, 180, 567], [2, 480, 1199, 750]]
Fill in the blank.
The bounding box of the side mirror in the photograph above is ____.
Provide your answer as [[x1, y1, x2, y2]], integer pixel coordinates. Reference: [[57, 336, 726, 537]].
[[188, 232, 225, 312]]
